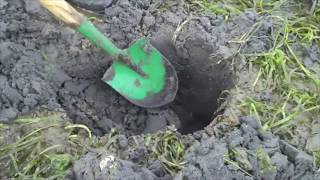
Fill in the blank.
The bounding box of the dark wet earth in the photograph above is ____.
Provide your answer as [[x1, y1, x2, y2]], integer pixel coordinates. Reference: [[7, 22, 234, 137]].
[[0, 0, 235, 135], [0, 0, 319, 179]]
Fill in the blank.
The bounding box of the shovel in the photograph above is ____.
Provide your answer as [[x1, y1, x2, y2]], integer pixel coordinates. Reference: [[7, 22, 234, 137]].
[[39, 0, 178, 108]]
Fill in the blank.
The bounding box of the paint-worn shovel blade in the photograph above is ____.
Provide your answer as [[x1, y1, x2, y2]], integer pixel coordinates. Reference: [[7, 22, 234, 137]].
[[39, 0, 177, 108], [102, 38, 178, 108]]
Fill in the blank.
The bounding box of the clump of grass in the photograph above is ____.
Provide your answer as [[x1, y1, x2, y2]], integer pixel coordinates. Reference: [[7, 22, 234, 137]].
[[185, 0, 288, 17], [185, 0, 241, 17], [256, 147, 276, 173], [0, 112, 91, 179], [289, 19, 320, 44], [314, 151, 320, 171], [240, 96, 290, 131], [251, 49, 288, 88], [145, 129, 185, 175], [224, 148, 254, 178], [241, 90, 319, 132], [237, 7, 320, 134], [287, 7, 320, 45], [224, 155, 254, 178]]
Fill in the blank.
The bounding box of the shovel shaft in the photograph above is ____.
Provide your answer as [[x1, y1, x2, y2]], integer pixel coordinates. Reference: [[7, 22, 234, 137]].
[[77, 20, 122, 57], [40, 0, 122, 57]]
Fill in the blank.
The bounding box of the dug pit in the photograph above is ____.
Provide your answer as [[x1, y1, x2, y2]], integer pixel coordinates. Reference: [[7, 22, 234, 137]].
[[152, 37, 235, 134], [55, 33, 236, 135]]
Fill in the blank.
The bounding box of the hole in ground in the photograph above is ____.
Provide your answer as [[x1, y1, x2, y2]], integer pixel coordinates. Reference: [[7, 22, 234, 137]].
[[152, 37, 235, 134], [53, 30, 235, 136]]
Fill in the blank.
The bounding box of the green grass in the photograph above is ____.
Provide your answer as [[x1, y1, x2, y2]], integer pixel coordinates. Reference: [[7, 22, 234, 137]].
[[145, 130, 185, 175], [0, 114, 186, 178], [314, 151, 320, 171], [227, 0, 320, 136], [224, 148, 254, 178], [224, 155, 254, 178], [190, 0, 320, 161], [251, 49, 288, 88], [185, 0, 241, 17], [185, 0, 288, 18], [0, 112, 91, 179]]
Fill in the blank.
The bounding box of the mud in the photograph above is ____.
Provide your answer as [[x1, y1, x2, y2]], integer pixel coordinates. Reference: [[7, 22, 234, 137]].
[[0, 0, 235, 135], [66, 116, 320, 180], [66, 151, 158, 180], [1, 0, 320, 179], [69, 0, 113, 12], [292, 42, 320, 77]]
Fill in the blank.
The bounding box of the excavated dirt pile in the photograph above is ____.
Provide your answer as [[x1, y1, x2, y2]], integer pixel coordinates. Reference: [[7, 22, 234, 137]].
[[0, 0, 319, 179]]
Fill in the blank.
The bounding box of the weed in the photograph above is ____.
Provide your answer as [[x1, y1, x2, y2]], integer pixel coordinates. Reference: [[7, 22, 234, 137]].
[[256, 147, 276, 173], [226, 148, 254, 176], [236, 3, 320, 137], [185, 0, 288, 17], [46, 154, 73, 175], [251, 49, 288, 88], [224, 154, 254, 178], [287, 10, 320, 44], [186, 0, 241, 18], [147, 130, 185, 175], [240, 95, 294, 131], [0, 112, 91, 179], [185, 0, 320, 160], [314, 151, 320, 171], [240, 85, 319, 132], [173, 17, 193, 43]]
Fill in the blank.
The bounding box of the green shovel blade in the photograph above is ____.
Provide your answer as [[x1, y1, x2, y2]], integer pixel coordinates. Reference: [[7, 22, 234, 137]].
[[103, 38, 178, 107], [77, 20, 178, 107]]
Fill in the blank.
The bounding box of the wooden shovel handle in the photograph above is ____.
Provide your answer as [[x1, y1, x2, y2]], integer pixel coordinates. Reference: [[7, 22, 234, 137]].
[[39, 0, 85, 28]]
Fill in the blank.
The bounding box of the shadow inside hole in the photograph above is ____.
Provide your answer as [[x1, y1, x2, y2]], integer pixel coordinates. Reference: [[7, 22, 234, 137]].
[[151, 37, 235, 134]]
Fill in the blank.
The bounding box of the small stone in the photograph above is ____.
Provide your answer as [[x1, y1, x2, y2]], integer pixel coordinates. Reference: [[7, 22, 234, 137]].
[[259, 90, 272, 101], [148, 160, 166, 177], [143, 113, 167, 133], [117, 135, 128, 149], [259, 131, 274, 141], [240, 116, 262, 130], [25, 0, 48, 17], [306, 124, 320, 152], [197, 143, 210, 155], [0, 22, 7, 38], [3, 86, 23, 103], [0, 108, 18, 123], [0, 0, 8, 9], [143, 15, 155, 27], [0, 75, 8, 90], [24, 94, 38, 107], [279, 140, 300, 162], [306, 133, 320, 152], [240, 123, 258, 136], [271, 152, 290, 169], [0, 42, 13, 62], [295, 151, 313, 166], [226, 130, 244, 148], [263, 138, 280, 155]]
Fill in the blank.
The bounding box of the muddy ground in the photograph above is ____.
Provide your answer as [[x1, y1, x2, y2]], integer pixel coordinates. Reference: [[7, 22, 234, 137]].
[[0, 0, 319, 179]]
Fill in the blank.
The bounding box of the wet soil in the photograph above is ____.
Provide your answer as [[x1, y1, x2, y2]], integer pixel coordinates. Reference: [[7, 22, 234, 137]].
[[1, 0, 320, 179], [0, 0, 235, 136]]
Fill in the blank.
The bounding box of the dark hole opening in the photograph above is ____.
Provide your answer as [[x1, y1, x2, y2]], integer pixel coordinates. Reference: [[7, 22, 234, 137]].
[[152, 37, 235, 134]]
